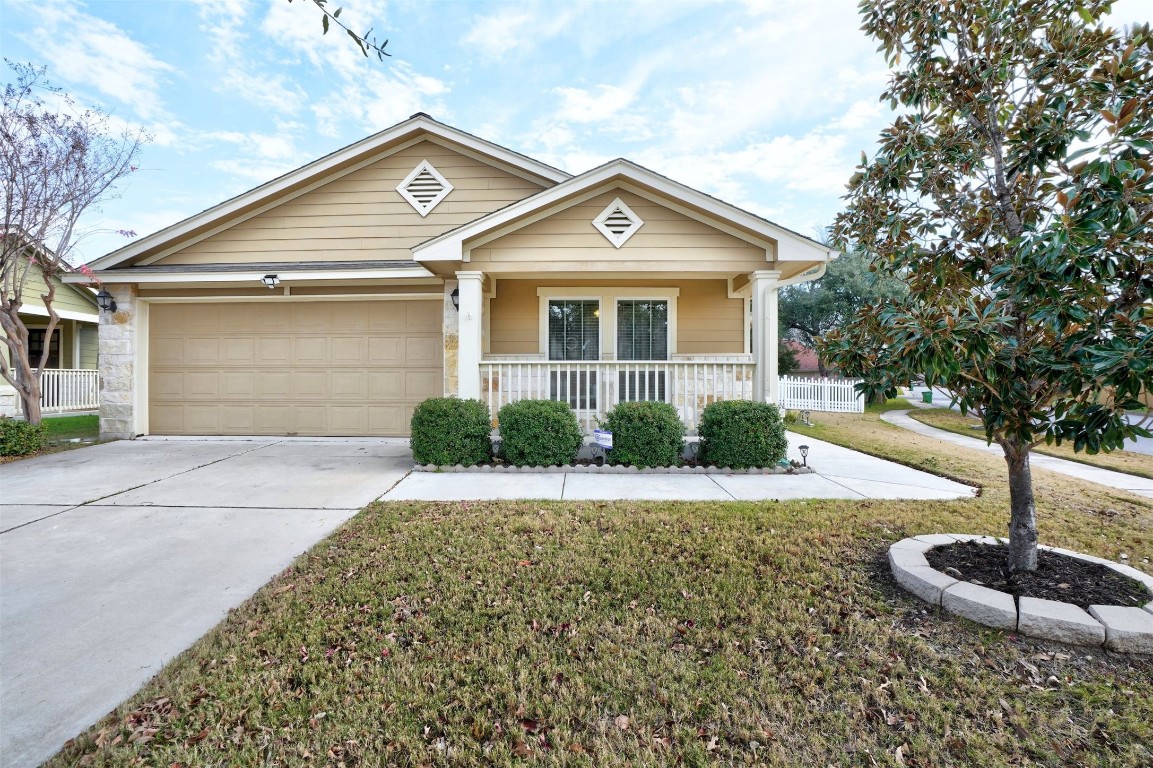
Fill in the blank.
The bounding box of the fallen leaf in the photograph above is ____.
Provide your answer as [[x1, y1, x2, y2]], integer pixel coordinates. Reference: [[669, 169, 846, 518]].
[[512, 740, 532, 757], [614, 715, 630, 730], [895, 743, 909, 766]]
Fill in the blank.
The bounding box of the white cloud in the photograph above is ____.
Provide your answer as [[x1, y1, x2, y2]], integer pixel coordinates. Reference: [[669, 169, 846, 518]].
[[23, 0, 175, 121], [460, 5, 576, 61], [553, 84, 637, 124]]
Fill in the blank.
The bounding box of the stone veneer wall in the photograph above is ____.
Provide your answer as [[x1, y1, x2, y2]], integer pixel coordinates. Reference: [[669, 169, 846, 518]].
[[99, 284, 137, 439], [442, 279, 459, 399]]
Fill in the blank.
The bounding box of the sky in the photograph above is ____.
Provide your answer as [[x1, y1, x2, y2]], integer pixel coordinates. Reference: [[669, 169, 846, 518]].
[[1, 0, 1149, 265]]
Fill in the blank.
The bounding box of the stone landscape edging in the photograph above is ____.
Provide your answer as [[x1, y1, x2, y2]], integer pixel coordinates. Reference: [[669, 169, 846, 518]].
[[888, 534, 1153, 653], [414, 463, 815, 475]]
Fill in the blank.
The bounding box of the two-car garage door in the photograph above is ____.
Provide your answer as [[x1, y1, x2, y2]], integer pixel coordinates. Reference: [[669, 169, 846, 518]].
[[149, 300, 442, 436]]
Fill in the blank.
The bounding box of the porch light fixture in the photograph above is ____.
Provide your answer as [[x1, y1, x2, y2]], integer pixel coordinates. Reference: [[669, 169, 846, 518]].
[[262, 274, 280, 289], [95, 289, 117, 313], [450, 287, 460, 311], [798, 445, 809, 467]]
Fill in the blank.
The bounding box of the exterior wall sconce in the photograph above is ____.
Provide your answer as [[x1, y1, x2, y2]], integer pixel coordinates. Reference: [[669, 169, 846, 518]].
[[262, 274, 281, 289], [450, 287, 460, 311], [95, 289, 117, 313], [798, 445, 809, 467]]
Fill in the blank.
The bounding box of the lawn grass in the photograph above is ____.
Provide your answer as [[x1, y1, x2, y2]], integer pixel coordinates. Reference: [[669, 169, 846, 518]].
[[907, 407, 1153, 481], [45, 414, 99, 442], [50, 411, 1153, 767]]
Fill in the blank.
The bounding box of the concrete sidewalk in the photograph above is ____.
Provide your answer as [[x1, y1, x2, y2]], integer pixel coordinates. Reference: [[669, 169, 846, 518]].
[[881, 410, 1153, 499], [381, 432, 978, 502]]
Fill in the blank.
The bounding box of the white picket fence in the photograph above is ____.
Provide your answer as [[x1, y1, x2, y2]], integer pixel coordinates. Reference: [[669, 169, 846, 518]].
[[776, 375, 864, 413]]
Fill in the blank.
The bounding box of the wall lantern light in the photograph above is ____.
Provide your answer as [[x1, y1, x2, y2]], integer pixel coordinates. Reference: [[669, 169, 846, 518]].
[[450, 287, 460, 311], [262, 274, 281, 289], [798, 445, 810, 467], [95, 289, 117, 313]]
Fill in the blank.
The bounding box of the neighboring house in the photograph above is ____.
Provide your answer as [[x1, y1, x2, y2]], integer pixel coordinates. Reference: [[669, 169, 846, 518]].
[[1, 252, 100, 417], [68, 115, 835, 439], [784, 340, 822, 378]]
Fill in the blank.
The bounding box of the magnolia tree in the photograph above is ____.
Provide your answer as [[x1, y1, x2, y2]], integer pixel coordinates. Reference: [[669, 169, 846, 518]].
[[823, 1, 1152, 572], [1, 63, 146, 424]]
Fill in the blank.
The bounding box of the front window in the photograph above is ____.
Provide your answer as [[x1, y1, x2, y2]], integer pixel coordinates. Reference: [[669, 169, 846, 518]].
[[547, 299, 599, 361], [28, 329, 60, 368], [617, 300, 668, 361]]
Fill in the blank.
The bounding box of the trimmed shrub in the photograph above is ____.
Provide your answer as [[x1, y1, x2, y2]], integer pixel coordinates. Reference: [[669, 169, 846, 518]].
[[410, 397, 492, 466], [603, 401, 685, 468], [0, 417, 46, 457], [497, 399, 583, 467], [698, 400, 787, 469]]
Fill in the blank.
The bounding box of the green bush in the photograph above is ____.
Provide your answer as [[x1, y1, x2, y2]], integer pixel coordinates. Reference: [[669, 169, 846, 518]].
[[0, 417, 46, 457], [497, 399, 583, 467], [410, 398, 492, 466], [698, 400, 787, 469], [603, 401, 685, 468]]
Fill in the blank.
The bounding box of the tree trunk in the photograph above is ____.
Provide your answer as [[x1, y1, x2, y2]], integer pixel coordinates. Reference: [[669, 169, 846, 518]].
[[1002, 437, 1038, 572], [817, 358, 828, 377]]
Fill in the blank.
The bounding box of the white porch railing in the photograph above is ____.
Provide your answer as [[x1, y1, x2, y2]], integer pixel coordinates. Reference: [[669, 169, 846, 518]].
[[482, 359, 755, 433], [776, 375, 864, 413], [38, 369, 100, 413]]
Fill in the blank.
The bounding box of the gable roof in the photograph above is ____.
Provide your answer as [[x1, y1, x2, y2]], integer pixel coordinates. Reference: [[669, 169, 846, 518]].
[[88, 114, 572, 271], [413, 158, 836, 264]]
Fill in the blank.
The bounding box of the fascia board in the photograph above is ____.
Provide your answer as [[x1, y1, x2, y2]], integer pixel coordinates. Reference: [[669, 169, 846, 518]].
[[68, 267, 435, 284]]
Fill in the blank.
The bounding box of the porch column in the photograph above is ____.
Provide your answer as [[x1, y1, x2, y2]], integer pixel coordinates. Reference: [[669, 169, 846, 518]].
[[455, 271, 484, 399], [750, 270, 781, 403]]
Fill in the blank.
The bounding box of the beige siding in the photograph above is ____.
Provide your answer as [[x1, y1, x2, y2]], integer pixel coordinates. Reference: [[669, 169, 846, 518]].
[[158, 142, 545, 265], [470, 190, 769, 274], [488, 279, 744, 356]]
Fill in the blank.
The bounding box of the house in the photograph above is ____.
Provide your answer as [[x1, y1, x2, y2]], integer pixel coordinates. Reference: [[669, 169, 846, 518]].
[[0, 249, 100, 417], [784, 340, 822, 378], [67, 114, 835, 439]]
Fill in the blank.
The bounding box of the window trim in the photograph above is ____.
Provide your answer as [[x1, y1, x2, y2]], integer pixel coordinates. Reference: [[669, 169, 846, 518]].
[[537, 287, 678, 360]]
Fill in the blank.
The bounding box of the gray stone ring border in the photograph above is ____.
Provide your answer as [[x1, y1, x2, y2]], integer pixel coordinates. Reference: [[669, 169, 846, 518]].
[[889, 534, 1153, 653]]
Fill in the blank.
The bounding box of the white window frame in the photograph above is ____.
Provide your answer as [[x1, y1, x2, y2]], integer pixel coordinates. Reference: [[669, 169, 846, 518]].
[[537, 287, 678, 360], [540, 294, 603, 362], [395, 159, 454, 217], [592, 197, 644, 248]]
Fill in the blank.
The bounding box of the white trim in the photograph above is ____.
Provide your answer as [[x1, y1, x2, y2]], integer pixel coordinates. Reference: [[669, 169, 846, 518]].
[[72, 319, 81, 370], [396, 159, 454, 217], [16, 304, 100, 324], [139, 293, 444, 303], [414, 159, 837, 263], [88, 116, 570, 270], [592, 197, 643, 248], [136, 300, 149, 436], [67, 267, 435, 285], [536, 287, 679, 360]]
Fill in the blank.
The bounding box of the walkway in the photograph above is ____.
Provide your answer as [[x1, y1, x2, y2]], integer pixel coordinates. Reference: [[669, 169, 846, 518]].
[[881, 410, 1153, 500], [382, 433, 977, 502]]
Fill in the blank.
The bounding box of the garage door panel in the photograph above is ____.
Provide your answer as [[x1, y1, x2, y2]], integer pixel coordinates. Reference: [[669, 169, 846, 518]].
[[257, 337, 292, 364], [292, 371, 328, 398], [294, 337, 329, 365], [405, 337, 439, 364], [150, 300, 442, 436], [406, 301, 441, 332]]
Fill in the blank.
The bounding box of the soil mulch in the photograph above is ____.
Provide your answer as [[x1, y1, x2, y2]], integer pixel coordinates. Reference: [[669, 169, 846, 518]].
[[926, 541, 1151, 610]]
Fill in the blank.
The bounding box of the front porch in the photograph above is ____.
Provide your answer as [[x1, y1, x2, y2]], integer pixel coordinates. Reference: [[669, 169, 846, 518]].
[[445, 272, 793, 433]]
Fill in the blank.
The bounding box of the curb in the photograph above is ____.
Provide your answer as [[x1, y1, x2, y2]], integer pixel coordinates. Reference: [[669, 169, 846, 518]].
[[888, 535, 1153, 653], [413, 463, 815, 475]]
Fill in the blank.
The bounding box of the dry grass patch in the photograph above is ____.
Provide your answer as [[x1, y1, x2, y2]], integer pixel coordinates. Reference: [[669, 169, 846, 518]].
[[50, 412, 1153, 767], [907, 407, 1153, 481]]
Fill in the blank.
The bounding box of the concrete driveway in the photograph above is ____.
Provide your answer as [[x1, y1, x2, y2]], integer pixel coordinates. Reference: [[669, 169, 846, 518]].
[[0, 438, 412, 768]]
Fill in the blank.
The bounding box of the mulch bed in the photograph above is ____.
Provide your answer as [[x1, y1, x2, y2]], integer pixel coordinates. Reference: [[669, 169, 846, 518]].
[[926, 541, 1151, 610]]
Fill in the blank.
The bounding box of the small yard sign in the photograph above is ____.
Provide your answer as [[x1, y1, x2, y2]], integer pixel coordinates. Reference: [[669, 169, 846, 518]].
[[593, 429, 613, 449]]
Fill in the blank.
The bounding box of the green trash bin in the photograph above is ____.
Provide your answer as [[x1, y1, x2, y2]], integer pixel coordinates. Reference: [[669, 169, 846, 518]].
[[922, 391, 933, 404]]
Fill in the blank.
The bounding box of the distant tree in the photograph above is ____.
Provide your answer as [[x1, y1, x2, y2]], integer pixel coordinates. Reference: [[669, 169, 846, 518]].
[[294, 0, 390, 60], [779, 247, 907, 376], [823, 1, 1152, 572], [1, 63, 146, 424], [777, 340, 800, 376]]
